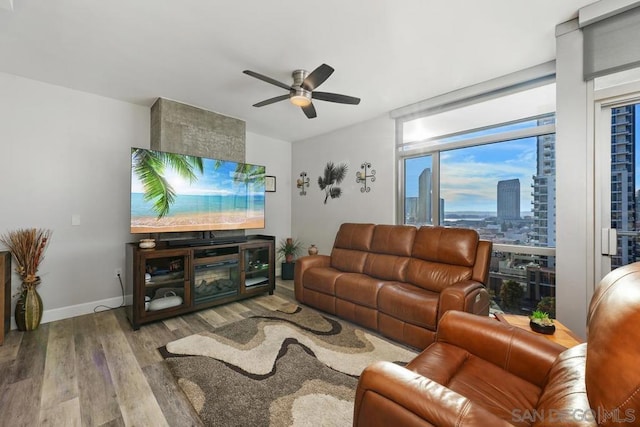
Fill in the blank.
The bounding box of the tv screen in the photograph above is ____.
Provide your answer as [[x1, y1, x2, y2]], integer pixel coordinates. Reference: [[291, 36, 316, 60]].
[[130, 147, 265, 233]]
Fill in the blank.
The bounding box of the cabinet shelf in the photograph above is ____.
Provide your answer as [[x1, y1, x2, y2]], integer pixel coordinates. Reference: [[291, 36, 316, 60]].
[[245, 276, 270, 287], [125, 236, 275, 330], [246, 266, 269, 275]]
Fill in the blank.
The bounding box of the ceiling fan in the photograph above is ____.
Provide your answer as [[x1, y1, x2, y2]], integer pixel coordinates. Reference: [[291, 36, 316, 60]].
[[242, 63, 360, 119]]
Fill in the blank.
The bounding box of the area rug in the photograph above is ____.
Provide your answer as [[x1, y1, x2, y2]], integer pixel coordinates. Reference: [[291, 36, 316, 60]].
[[160, 305, 417, 426]]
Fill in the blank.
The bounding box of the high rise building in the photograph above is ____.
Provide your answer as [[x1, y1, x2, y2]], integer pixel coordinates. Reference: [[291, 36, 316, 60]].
[[417, 168, 432, 224], [611, 105, 636, 268], [531, 117, 556, 247], [497, 179, 520, 220], [405, 197, 418, 223]]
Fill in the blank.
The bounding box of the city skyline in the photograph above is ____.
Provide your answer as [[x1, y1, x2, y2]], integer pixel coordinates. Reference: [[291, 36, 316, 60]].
[[405, 137, 538, 214]]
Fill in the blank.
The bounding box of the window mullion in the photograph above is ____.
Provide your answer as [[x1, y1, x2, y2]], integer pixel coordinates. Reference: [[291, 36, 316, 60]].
[[432, 152, 440, 226]]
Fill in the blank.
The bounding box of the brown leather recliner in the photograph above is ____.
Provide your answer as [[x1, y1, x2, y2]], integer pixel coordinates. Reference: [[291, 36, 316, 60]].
[[295, 223, 492, 349], [354, 262, 640, 426]]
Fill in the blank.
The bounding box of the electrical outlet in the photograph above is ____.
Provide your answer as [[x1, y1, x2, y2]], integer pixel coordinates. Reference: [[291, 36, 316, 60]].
[[115, 268, 122, 279]]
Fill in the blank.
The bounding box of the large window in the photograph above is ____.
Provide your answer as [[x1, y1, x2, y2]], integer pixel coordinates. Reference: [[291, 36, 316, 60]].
[[397, 84, 556, 316]]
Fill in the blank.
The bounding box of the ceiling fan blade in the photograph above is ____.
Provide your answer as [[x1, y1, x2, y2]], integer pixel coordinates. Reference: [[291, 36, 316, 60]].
[[312, 91, 361, 105], [302, 102, 317, 119], [302, 64, 334, 91], [253, 94, 290, 107], [243, 70, 291, 91]]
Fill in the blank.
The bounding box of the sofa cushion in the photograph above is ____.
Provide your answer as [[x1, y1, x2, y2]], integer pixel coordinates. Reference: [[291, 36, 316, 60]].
[[335, 273, 387, 308], [360, 225, 416, 281], [330, 248, 369, 273], [378, 283, 439, 330], [330, 223, 375, 273], [333, 223, 375, 251], [363, 253, 410, 282], [405, 259, 472, 293], [412, 226, 479, 267], [370, 224, 416, 256], [302, 267, 345, 295], [406, 342, 542, 427]]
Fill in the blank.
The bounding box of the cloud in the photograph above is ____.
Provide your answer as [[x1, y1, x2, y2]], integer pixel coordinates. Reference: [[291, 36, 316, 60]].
[[439, 140, 539, 211]]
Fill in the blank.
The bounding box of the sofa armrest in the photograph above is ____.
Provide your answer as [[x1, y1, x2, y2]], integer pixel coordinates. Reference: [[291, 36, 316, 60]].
[[293, 255, 331, 301], [435, 310, 565, 388], [354, 361, 513, 427], [439, 280, 489, 321]]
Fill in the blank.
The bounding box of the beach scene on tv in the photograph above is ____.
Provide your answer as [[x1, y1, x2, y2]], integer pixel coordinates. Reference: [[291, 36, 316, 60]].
[[131, 148, 266, 233]]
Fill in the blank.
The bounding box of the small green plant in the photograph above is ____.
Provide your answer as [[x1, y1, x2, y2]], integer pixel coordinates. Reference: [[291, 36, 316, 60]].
[[530, 310, 554, 327], [276, 238, 303, 263]]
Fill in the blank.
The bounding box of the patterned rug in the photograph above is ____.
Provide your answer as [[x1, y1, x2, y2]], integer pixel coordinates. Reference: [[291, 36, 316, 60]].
[[160, 305, 417, 426]]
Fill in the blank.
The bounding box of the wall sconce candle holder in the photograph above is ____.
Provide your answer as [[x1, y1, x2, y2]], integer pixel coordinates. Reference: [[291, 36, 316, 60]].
[[297, 171, 310, 195], [356, 162, 376, 193]]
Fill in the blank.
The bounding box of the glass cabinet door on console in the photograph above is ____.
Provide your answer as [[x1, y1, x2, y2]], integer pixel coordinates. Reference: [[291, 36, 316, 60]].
[[139, 249, 190, 317], [243, 243, 273, 291]]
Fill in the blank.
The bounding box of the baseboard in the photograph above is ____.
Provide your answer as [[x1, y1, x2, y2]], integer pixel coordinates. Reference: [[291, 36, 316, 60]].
[[10, 294, 133, 330]]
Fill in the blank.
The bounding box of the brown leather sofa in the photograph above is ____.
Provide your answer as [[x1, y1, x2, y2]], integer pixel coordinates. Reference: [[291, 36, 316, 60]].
[[294, 223, 492, 349], [354, 262, 640, 427]]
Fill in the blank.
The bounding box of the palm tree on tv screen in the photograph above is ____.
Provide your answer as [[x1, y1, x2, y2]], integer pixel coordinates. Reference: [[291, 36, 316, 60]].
[[132, 148, 204, 219], [233, 163, 265, 188]]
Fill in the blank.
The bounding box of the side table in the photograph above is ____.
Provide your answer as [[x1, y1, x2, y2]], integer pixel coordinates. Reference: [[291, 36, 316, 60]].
[[495, 313, 583, 348]]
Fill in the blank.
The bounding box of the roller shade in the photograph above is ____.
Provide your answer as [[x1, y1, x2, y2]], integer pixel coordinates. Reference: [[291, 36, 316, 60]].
[[583, 4, 640, 80]]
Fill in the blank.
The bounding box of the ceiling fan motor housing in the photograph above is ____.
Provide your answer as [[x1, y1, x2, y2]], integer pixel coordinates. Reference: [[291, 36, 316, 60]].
[[292, 69, 309, 86], [290, 69, 312, 106]]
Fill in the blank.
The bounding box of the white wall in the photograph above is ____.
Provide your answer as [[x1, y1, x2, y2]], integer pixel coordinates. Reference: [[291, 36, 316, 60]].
[[246, 132, 292, 270], [0, 72, 149, 323], [0, 73, 293, 325], [291, 115, 395, 255], [554, 20, 591, 339]]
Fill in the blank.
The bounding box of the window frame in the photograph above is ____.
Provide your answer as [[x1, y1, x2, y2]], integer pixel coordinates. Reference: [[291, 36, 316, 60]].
[[396, 113, 556, 257]]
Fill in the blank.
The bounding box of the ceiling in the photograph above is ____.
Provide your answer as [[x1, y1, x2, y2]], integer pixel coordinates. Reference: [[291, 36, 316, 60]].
[[0, 0, 595, 142]]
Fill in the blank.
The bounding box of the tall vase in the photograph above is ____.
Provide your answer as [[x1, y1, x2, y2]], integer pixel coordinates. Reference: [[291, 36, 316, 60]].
[[15, 287, 43, 331]]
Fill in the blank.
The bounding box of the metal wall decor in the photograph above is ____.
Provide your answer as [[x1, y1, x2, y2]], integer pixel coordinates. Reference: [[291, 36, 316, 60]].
[[318, 162, 348, 204], [356, 162, 376, 192], [296, 172, 310, 195]]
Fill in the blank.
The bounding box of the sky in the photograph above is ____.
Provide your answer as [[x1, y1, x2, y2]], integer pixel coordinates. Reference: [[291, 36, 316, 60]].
[[440, 137, 537, 213], [405, 126, 540, 213]]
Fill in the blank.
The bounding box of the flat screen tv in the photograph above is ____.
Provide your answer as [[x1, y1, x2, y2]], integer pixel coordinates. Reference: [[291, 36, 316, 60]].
[[130, 147, 265, 234]]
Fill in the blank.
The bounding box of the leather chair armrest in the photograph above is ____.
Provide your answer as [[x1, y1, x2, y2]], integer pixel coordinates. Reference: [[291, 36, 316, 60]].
[[439, 280, 489, 320], [293, 255, 331, 301], [434, 310, 565, 388], [354, 361, 513, 427]]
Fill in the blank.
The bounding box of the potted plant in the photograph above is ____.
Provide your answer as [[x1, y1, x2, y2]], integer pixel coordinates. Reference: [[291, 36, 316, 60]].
[[0, 228, 52, 331], [529, 310, 555, 335], [277, 238, 303, 280]]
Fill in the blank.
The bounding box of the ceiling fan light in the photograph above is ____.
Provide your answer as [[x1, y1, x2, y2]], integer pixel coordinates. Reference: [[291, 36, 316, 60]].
[[290, 94, 311, 107]]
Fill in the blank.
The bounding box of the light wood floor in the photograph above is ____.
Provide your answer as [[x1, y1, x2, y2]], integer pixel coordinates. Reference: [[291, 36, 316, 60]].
[[0, 279, 297, 427]]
